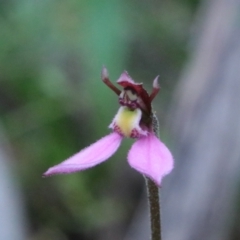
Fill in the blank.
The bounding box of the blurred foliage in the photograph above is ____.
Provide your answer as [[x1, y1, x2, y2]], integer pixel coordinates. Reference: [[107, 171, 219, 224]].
[[0, 0, 200, 239]]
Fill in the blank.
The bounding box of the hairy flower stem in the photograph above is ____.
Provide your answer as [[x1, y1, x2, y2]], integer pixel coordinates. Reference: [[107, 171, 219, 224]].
[[145, 113, 161, 240], [146, 177, 161, 240]]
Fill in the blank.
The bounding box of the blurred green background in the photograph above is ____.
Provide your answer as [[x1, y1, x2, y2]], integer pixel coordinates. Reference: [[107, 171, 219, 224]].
[[0, 0, 199, 239]]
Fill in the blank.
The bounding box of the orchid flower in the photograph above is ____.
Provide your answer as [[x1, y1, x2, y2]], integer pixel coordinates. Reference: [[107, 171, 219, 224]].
[[43, 67, 173, 187]]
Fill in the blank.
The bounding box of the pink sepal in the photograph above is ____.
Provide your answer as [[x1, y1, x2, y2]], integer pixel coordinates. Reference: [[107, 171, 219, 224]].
[[117, 71, 135, 84], [43, 132, 123, 177], [128, 133, 174, 187]]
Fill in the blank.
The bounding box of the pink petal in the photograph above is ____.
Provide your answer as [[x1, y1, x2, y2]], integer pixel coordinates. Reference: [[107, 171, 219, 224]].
[[128, 133, 174, 186], [43, 132, 123, 177]]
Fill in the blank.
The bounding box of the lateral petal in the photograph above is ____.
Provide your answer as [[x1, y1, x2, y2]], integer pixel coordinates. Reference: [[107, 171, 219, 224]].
[[128, 133, 173, 186], [43, 132, 123, 176]]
